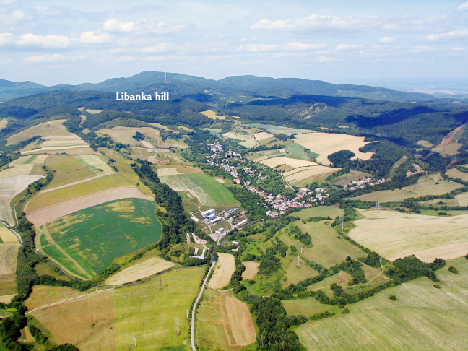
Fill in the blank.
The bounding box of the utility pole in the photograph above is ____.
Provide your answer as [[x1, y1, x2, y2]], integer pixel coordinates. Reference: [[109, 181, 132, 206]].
[[133, 336, 137, 348], [376, 201, 380, 212], [297, 255, 301, 268], [186, 309, 189, 319], [300, 246, 303, 254], [341, 217, 344, 234]]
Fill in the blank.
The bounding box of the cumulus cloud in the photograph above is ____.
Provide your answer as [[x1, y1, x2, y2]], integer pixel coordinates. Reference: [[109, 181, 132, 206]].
[[18, 33, 70, 47], [336, 44, 364, 50], [427, 29, 468, 40], [238, 42, 326, 52], [0, 32, 13, 45], [141, 43, 179, 53], [103, 18, 188, 35], [104, 19, 135, 32], [318, 56, 335, 62], [457, 1, 468, 11], [252, 14, 378, 32], [412, 45, 438, 52], [78, 31, 113, 44], [23, 54, 67, 63], [379, 37, 395, 43]]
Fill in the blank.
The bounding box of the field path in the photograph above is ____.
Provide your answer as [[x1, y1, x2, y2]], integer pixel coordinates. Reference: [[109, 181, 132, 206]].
[[39, 174, 110, 194], [40, 225, 92, 280]]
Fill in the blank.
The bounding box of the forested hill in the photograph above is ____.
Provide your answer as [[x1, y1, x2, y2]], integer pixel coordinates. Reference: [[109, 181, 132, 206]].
[[1, 71, 466, 105], [1, 85, 468, 151]]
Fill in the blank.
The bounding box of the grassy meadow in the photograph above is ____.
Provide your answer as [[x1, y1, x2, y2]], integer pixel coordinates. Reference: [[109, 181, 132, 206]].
[[295, 258, 468, 351]]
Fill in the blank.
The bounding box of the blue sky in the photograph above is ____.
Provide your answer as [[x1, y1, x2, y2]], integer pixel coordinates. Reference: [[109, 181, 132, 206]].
[[1, 0, 467, 89]]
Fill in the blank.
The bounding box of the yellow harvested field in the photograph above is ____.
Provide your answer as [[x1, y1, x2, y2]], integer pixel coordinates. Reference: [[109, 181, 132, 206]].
[[75, 155, 114, 174], [201, 110, 226, 120], [446, 168, 468, 182], [284, 165, 340, 183], [0, 295, 15, 303], [105, 257, 175, 286], [350, 209, 468, 262], [0, 164, 34, 178], [242, 261, 259, 280], [222, 132, 257, 148], [294, 133, 374, 165], [0, 225, 19, 243], [209, 253, 236, 289], [455, 192, 468, 206], [7, 119, 71, 145], [26, 186, 153, 227], [433, 143, 462, 157], [0, 175, 45, 225], [417, 140, 433, 148], [99, 126, 186, 149], [86, 109, 102, 114], [351, 173, 463, 202], [140, 140, 154, 149], [0, 119, 7, 130], [0, 243, 21, 275], [214, 177, 225, 183], [157, 167, 180, 176], [254, 132, 274, 141], [26, 286, 115, 351], [21, 135, 89, 154], [261, 156, 317, 169], [223, 293, 256, 346]]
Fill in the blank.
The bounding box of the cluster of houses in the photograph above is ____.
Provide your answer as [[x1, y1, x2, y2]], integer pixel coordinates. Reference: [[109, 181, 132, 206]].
[[204, 141, 336, 218], [343, 177, 386, 191], [246, 186, 330, 218]]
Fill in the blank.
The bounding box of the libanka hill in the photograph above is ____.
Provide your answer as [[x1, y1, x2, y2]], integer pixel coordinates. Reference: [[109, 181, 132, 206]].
[[116, 92, 169, 101]]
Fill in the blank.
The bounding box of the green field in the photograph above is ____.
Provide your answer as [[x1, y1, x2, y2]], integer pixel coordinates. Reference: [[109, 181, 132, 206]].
[[115, 267, 204, 350], [44, 155, 96, 189], [43, 199, 161, 278], [295, 258, 468, 351], [283, 221, 365, 268], [160, 173, 239, 209], [287, 143, 317, 160], [244, 123, 312, 136], [295, 206, 344, 219]]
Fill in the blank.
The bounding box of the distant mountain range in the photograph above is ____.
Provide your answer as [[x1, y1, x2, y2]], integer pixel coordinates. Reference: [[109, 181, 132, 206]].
[[1, 71, 466, 105]]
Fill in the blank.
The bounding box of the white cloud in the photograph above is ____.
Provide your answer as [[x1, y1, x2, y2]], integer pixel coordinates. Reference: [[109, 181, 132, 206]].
[[379, 37, 395, 43], [238, 44, 278, 52], [103, 19, 187, 35], [116, 56, 136, 62], [412, 45, 438, 52], [78, 31, 113, 44], [457, 1, 468, 11], [336, 44, 364, 50], [141, 43, 179, 53], [238, 42, 325, 53], [23, 54, 67, 63], [18, 33, 70, 47], [252, 14, 378, 31], [427, 29, 468, 40], [318, 56, 335, 62], [0, 32, 13, 45], [287, 42, 326, 50], [103, 19, 135, 33]]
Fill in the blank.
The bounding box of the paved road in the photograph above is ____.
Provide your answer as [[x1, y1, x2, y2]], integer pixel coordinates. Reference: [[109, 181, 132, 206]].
[[191, 261, 215, 351]]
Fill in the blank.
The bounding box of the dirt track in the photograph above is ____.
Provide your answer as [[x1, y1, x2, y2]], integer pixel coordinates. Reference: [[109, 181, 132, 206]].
[[26, 186, 153, 226]]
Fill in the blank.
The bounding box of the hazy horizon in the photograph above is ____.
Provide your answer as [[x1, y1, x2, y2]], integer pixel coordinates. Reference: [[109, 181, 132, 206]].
[[1, 0, 468, 90]]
